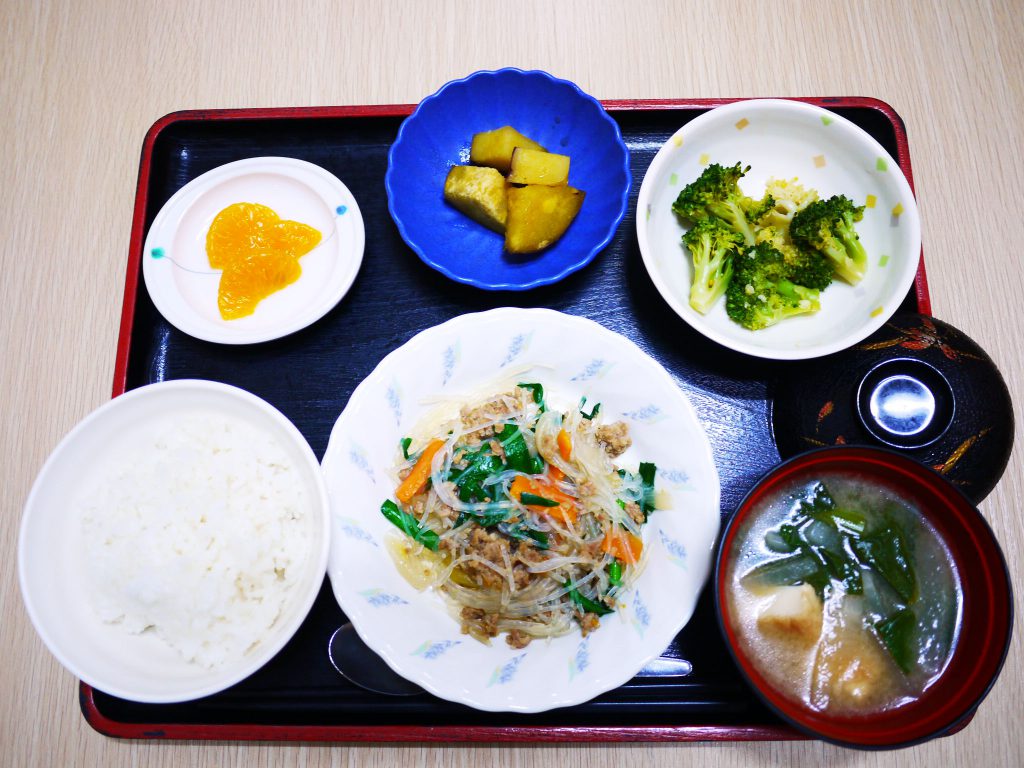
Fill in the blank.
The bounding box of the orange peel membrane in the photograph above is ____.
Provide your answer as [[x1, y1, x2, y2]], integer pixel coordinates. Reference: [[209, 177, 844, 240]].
[[206, 202, 322, 320]]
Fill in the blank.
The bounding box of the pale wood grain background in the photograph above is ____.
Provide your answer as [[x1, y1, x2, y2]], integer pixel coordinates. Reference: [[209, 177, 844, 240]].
[[2, 0, 1021, 765]]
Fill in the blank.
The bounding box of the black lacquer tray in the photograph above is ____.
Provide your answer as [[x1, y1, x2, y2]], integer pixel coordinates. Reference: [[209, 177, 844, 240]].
[[86, 98, 926, 741]]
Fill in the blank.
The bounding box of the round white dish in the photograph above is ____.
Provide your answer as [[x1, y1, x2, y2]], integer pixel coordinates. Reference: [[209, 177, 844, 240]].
[[322, 308, 721, 712], [18, 379, 331, 703], [636, 99, 922, 361], [142, 156, 365, 344]]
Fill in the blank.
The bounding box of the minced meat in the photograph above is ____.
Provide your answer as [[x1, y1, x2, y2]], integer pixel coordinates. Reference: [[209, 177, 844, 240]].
[[506, 629, 533, 649], [595, 421, 632, 458]]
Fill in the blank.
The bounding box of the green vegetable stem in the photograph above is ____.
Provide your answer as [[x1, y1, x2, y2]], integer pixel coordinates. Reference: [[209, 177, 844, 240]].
[[380, 499, 439, 551]]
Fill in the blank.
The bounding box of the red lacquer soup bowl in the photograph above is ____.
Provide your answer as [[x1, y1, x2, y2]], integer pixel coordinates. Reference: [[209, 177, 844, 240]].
[[715, 446, 1012, 749]]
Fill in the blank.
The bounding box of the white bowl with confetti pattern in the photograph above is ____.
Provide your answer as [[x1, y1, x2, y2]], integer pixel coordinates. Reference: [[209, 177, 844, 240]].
[[636, 99, 922, 360], [321, 308, 721, 712]]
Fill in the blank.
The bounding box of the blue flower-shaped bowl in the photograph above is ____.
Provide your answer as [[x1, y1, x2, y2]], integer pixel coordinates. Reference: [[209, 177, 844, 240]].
[[386, 69, 631, 290]]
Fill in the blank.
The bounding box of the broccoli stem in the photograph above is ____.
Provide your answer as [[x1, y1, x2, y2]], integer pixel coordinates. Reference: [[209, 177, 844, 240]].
[[689, 244, 734, 314], [708, 200, 756, 246], [837, 225, 868, 277]]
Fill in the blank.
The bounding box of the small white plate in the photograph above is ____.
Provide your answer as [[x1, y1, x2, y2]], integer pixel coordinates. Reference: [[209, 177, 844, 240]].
[[142, 157, 365, 344], [18, 380, 331, 703], [636, 99, 922, 360], [322, 308, 721, 712]]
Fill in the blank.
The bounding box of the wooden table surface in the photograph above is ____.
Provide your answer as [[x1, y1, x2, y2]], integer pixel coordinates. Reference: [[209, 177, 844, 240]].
[[2, 0, 1021, 765]]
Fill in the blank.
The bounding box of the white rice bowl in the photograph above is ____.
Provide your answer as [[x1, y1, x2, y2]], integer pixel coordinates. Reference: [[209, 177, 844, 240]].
[[19, 380, 330, 703]]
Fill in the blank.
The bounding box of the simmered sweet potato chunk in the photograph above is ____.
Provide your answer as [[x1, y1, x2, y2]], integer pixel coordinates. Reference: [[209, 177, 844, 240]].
[[507, 148, 570, 186], [444, 165, 508, 233], [470, 127, 546, 174], [505, 185, 585, 253]]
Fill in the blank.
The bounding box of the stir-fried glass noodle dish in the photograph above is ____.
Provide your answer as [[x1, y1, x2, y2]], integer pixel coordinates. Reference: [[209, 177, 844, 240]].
[[378, 383, 657, 649]]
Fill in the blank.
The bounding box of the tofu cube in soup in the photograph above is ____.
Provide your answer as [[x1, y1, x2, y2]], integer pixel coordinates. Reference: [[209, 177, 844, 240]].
[[505, 185, 585, 253], [507, 148, 570, 186], [470, 126, 546, 174], [444, 165, 508, 233], [756, 583, 823, 646]]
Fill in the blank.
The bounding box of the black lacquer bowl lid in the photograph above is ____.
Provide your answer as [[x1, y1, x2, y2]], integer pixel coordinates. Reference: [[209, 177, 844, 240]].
[[771, 313, 1014, 503]]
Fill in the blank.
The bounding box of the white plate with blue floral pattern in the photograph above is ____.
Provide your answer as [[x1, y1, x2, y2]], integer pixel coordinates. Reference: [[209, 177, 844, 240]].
[[321, 308, 720, 712]]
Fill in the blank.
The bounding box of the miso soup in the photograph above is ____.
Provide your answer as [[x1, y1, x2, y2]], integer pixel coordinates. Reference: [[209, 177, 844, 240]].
[[725, 472, 961, 716]]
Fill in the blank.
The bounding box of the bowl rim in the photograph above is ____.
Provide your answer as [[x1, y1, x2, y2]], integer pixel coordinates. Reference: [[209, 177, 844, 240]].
[[713, 444, 1014, 749], [385, 67, 631, 291], [635, 97, 923, 361], [18, 378, 332, 703]]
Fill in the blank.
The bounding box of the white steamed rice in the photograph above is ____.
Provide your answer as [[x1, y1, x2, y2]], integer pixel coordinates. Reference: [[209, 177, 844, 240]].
[[80, 410, 312, 669]]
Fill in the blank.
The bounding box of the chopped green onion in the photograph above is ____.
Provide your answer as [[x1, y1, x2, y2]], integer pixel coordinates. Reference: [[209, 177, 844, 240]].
[[520, 492, 559, 507], [455, 509, 509, 528], [380, 500, 439, 551], [517, 382, 546, 412], [400, 437, 412, 460], [565, 583, 614, 615], [638, 461, 657, 516], [579, 397, 601, 420], [607, 560, 623, 586], [504, 524, 550, 550]]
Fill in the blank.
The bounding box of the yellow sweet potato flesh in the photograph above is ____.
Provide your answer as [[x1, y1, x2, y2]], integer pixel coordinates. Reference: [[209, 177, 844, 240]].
[[443, 165, 508, 233], [505, 185, 585, 253], [470, 127, 546, 174], [507, 147, 570, 186]]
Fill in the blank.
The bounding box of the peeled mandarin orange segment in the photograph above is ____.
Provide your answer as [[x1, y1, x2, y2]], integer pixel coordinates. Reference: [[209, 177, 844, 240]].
[[205, 202, 322, 320], [216, 253, 304, 319]]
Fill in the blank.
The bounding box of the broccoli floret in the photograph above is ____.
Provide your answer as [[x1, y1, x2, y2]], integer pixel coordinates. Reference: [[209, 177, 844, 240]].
[[790, 195, 868, 284], [756, 226, 833, 291], [785, 248, 834, 291], [725, 243, 821, 330], [672, 163, 767, 246], [683, 218, 744, 314]]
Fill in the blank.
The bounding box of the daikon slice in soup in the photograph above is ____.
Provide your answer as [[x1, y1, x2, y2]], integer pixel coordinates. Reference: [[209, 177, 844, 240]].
[[725, 472, 961, 716]]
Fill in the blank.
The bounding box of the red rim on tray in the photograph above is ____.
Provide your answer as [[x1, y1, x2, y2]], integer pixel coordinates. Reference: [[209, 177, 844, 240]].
[[90, 97, 935, 742]]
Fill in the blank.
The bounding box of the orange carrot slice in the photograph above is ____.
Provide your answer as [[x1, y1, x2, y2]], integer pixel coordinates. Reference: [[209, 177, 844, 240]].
[[557, 429, 573, 462], [601, 528, 643, 564], [396, 439, 445, 503], [510, 475, 578, 525]]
